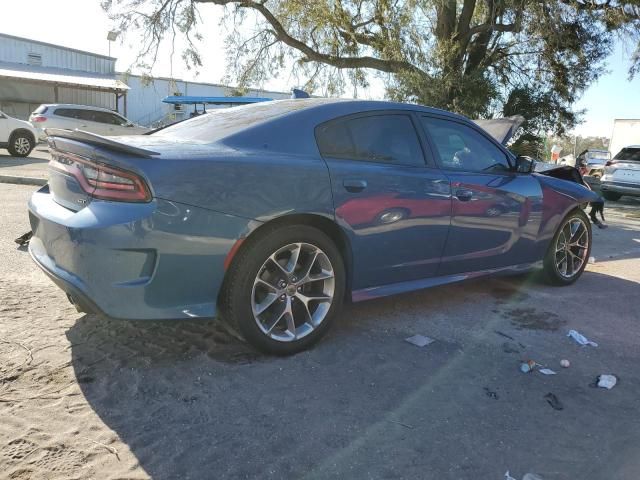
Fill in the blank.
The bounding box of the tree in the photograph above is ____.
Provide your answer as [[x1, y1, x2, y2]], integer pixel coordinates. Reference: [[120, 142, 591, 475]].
[[103, 0, 640, 135]]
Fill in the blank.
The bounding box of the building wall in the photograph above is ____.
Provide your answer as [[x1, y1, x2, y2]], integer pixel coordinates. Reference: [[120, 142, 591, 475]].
[[0, 33, 115, 73]]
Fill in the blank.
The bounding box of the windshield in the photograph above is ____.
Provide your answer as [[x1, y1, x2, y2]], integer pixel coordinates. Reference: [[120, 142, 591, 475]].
[[613, 147, 640, 162], [586, 151, 609, 163], [152, 100, 318, 143]]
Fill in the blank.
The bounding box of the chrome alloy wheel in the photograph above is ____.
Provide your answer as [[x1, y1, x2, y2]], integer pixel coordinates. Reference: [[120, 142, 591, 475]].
[[251, 242, 335, 342], [14, 137, 31, 155], [555, 217, 589, 279]]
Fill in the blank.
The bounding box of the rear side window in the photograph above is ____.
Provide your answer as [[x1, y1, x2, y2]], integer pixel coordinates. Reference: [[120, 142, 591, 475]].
[[93, 111, 126, 125], [54, 108, 82, 119], [316, 114, 425, 166], [421, 116, 511, 172], [613, 147, 640, 162]]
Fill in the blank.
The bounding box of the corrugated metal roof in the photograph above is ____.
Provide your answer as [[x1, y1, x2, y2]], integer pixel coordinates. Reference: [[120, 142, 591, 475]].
[[0, 62, 129, 91]]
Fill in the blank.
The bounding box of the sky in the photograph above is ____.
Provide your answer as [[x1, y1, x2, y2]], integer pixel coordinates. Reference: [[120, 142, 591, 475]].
[[1, 0, 639, 137]]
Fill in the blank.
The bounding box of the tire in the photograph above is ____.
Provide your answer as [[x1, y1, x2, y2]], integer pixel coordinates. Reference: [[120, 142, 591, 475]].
[[542, 209, 592, 286], [602, 191, 622, 201], [8, 131, 34, 157], [219, 224, 346, 355]]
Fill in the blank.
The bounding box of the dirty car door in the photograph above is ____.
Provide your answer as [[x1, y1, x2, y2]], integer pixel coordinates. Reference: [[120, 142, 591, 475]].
[[316, 112, 452, 291]]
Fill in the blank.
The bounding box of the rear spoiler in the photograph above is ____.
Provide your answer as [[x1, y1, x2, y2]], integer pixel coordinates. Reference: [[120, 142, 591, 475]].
[[44, 128, 160, 158]]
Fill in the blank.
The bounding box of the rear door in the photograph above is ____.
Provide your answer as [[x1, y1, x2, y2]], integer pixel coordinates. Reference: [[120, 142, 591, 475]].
[[420, 115, 543, 275], [317, 112, 452, 291]]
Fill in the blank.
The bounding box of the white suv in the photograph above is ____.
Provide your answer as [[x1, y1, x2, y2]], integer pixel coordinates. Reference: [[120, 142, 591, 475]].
[[0, 110, 38, 157], [29, 104, 150, 139]]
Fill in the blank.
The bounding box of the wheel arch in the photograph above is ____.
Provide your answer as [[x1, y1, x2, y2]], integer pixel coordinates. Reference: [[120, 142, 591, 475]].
[[224, 213, 354, 301], [10, 128, 36, 144]]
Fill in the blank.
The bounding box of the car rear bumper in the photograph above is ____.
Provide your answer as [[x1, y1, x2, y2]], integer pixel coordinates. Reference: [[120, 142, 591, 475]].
[[28, 186, 256, 320], [601, 181, 640, 197]]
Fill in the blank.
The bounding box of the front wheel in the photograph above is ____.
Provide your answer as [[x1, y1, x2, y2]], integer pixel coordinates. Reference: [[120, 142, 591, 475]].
[[542, 209, 592, 286], [219, 225, 345, 355], [8, 132, 34, 157]]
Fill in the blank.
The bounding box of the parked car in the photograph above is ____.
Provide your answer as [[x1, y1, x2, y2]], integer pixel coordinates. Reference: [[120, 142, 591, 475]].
[[601, 145, 640, 200], [29, 104, 149, 139], [28, 99, 600, 354], [576, 149, 610, 179], [0, 109, 37, 157]]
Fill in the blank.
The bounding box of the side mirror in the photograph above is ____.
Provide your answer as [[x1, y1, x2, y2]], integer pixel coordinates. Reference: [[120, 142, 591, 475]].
[[515, 155, 535, 173]]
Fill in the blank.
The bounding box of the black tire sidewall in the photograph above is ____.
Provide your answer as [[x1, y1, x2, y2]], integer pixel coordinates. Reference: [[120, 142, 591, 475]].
[[8, 132, 34, 157], [543, 209, 592, 286], [222, 224, 346, 355]]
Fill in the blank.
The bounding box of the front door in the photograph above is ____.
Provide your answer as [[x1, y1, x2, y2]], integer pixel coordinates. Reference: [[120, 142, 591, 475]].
[[420, 115, 543, 275], [316, 112, 452, 291]]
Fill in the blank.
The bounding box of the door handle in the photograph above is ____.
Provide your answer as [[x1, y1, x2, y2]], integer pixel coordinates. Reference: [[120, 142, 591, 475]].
[[343, 179, 368, 193], [455, 189, 473, 201]]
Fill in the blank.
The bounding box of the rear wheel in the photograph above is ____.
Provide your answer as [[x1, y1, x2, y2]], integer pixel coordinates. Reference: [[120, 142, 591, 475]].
[[602, 191, 622, 201], [542, 209, 591, 286], [220, 225, 345, 355], [8, 132, 34, 157]]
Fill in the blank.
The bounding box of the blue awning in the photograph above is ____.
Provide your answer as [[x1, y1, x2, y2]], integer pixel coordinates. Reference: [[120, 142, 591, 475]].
[[162, 95, 272, 105]]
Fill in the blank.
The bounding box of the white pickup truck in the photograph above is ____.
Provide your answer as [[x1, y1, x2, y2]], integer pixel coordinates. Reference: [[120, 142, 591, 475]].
[[0, 110, 37, 157]]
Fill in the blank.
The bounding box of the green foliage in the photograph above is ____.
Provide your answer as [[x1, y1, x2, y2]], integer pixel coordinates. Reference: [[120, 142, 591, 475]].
[[104, 0, 640, 135]]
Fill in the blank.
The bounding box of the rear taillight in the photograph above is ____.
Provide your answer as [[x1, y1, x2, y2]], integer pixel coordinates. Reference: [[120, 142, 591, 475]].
[[31, 115, 47, 122], [49, 151, 151, 202]]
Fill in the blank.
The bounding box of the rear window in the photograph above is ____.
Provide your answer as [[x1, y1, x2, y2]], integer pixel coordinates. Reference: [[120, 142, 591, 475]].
[[34, 105, 48, 114], [152, 100, 320, 143], [613, 147, 640, 162]]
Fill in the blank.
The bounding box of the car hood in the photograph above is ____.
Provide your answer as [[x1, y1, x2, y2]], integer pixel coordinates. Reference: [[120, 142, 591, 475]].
[[473, 115, 525, 145]]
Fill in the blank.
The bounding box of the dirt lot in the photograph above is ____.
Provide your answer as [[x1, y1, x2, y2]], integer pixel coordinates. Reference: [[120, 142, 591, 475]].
[[1, 183, 640, 480]]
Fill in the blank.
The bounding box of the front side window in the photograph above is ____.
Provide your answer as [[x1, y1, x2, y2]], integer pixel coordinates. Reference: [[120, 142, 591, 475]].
[[92, 111, 126, 125], [316, 114, 425, 167], [54, 108, 81, 119], [422, 116, 511, 173]]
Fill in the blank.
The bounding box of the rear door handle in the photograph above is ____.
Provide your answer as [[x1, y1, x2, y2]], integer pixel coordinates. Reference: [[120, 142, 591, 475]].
[[455, 189, 473, 201], [343, 179, 368, 193]]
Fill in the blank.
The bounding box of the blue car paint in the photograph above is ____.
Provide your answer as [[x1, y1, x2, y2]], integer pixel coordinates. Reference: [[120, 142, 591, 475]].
[[28, 99, 600, 320]]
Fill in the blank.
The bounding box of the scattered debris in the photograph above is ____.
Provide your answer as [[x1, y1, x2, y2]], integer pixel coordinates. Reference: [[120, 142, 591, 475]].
[[588, 256, 596, 263], [523, 474, 545, 480], [538, 368, 557, 375], [484, 387, 499, 400], [388, 419, 414, 429], [544, 392, 564, 410], [14, 231, 33, 246], [520, 360, 537, 373], [567, 329, 598, 347], [495, 330, 516, 341], [560, 359, 570, 368], [597, 374, 618, 390], [505, 471, 517, 480], [405, 334, 435, 347], [81, 436, 120, 460]]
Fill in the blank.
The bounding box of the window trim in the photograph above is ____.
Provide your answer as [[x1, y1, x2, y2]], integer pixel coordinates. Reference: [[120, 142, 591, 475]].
[[419, 113, 516, 174], [314, 110, 433, 168]]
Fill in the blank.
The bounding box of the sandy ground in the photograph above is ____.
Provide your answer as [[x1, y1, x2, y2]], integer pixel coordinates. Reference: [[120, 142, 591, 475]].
[[0, 148, 49, 180], [1, 183, 640, 480]]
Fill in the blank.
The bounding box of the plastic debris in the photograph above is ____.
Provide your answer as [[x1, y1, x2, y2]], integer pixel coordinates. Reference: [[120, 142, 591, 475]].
[[14, 231, 32, 246], [597, 374, 617, 390], [560, 359, 570, 368], [567, 329, 598, 347], [504, 471, 517, 480], [539, 368, 557, 375], [588, 256, 596, 263], [523, 474, 544, 480], [544, 392, 563, 410], [520, 360, 537, 373], [405, 334, 434, 347]]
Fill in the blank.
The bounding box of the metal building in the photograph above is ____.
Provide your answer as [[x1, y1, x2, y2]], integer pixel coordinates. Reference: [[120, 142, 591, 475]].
[[0, 33, 289, 126]]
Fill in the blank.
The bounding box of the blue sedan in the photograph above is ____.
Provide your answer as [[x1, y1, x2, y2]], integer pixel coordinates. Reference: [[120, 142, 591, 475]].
[[28, 99, 599, 354]]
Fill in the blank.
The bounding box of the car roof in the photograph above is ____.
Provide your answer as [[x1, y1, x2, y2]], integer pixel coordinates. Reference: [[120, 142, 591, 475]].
[[40, 104, 125, 114]]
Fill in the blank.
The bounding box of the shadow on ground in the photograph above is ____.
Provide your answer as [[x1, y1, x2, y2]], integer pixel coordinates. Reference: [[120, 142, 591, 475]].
[[67, 271, 640, 480]]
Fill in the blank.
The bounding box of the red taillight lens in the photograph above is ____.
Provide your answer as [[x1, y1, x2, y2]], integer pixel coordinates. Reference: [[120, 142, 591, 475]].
[[49, 151, 151, 202], [31, 115, 47, 122]]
